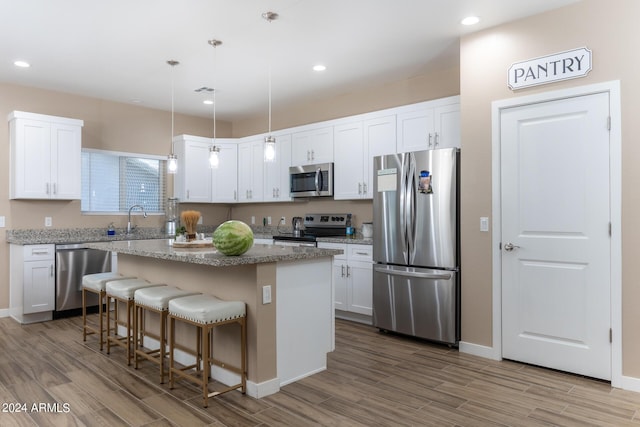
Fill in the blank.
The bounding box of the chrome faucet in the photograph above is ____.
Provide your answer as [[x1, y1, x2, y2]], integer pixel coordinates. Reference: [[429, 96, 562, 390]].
[[127, 205, 147, 234]]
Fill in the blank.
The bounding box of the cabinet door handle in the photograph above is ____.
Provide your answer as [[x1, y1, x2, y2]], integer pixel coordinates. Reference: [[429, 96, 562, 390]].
[[234, 190, 237, 200], [311, 149, 315, 160], [346, 265, 351, 278], [355, 251, 369, 256], [428, 133, 433, 147], [434, 132, 439, 146], [53, 183, 57, 195], [32, 250, 49, 255], [307, 150, 311, 161], [363, 182, 367, 194], [341, 264, 345, 277], [50, 264, 54, 277], [46, 183, 50, 195], [358, 182, 362, 194], [276, 188, 280, 198]]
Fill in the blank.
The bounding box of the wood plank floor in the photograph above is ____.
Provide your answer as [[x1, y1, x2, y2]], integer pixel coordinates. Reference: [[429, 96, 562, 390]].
[[1, 315, 639, 426]]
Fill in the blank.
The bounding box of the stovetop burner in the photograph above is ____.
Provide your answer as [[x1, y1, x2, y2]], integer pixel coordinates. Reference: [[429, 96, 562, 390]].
[[273, 213, 352, 242]]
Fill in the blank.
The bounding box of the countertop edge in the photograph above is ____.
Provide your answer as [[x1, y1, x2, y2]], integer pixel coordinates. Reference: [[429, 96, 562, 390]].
[[84, 240, 343, 268]]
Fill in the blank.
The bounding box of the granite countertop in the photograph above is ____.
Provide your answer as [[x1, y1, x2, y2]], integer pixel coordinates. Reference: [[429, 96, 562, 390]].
[[5, 227, 169, 245], [6, 227, 373, 246], [84, 239, 343, 267]]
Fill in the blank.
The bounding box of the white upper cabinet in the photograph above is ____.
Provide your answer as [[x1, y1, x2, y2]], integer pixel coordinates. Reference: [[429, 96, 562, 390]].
[[174, 136, 211, 203], [237, 139, 265, 202], [396, 96, 460, 152], [291, 126, 333, 166], [364, 115, 396, 198], [334, 115, 396, 200], [211, 142, 238, 203], [264, 134, 292, 202], [333, 121, 364, 200], [173, 135, 237, 203], [9, 111, 83, 200]]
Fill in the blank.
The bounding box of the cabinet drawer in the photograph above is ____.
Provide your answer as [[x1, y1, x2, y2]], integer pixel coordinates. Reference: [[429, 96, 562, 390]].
[[348, 245, 372, 261], [23, 244, 55, 261]]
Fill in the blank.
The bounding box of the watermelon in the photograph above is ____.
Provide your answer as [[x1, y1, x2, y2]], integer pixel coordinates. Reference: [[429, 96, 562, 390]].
[[213, 220, 254, 256]]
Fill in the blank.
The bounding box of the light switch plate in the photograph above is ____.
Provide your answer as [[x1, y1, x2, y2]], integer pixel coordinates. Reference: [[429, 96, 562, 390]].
[[45, 216, 53, 227], [480, 217, 489, 232], [262, 285, 272, 304]]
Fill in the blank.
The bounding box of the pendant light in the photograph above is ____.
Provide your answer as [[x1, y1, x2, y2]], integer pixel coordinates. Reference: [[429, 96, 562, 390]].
[[167, 60, 179, 174], [208, 39, 222, 168], [263, 11, 278, 163]]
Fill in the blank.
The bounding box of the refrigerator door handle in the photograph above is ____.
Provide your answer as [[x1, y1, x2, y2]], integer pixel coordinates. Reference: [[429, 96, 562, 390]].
[[406, 153, 417, 259], [374, 265, 452, 280], [399, 154, 408, 261]]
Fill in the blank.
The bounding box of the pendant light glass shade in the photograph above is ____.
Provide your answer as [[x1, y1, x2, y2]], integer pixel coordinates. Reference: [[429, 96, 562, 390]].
[[209, 145, 220, 168], [167, 153, 178, 173], [167, 60, 179, 174], [264, 136, 276, 162], [263, 11, 278, 163]]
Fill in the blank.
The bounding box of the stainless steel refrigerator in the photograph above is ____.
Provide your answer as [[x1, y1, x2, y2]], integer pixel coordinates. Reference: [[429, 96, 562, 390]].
[[372, 148, 460, 345]]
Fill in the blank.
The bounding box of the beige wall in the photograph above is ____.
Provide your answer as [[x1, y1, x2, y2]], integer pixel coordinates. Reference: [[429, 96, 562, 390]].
[[460, 0, 640, 377]]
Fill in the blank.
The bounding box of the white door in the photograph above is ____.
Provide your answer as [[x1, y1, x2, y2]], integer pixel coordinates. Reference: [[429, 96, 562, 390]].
[[501, 92, 611, 380]]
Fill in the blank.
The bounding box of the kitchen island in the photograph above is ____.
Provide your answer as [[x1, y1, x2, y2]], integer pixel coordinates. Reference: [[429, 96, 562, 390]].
[[85, 239, 342, 399]]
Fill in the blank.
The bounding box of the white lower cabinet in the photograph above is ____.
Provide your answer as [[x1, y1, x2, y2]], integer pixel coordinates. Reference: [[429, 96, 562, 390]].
[[317, 242, 373, 323], [10, 244, 55, 324]]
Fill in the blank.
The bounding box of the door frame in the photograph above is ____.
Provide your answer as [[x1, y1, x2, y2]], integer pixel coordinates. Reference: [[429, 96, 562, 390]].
[[490, 80, 622, 387]]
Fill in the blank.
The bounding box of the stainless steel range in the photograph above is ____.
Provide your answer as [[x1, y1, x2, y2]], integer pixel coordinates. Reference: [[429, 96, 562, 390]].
[[273, 213, 351, 247]]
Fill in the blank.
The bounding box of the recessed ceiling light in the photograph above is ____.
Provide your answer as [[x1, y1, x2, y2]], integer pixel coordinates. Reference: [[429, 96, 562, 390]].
[[461, 16, 480, 26], [203, 99, 214, 105], [14, 60, 30, 68], [313, 64, 326, 72]]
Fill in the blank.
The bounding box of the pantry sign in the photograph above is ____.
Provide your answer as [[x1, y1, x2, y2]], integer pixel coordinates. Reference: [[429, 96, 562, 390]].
[[508, 47, 592, 90]]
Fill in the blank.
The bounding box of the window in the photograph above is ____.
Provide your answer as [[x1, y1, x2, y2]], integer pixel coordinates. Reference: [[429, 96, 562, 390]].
[[81, 149, 167, 214]]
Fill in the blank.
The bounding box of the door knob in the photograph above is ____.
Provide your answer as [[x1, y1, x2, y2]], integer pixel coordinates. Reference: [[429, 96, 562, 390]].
[[504, 242, 520, 251]]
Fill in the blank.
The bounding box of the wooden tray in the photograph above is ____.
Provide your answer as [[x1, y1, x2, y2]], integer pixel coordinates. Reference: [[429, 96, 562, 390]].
[[172, 240, 214, 248]]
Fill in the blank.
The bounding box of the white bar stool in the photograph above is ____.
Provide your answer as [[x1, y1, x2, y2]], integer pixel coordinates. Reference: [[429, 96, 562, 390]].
[[82, 272, 136, 351], [106, 278, 165, 365], [168, 294, 247, 408], [133, 286, 200, 383]]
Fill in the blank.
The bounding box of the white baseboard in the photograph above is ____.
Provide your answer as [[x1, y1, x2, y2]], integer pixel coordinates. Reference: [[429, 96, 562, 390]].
[[620, 375, 640, 393], [459, 340, 501, 361], [0, 308, 10, 318], [246, 377, 280, 399]]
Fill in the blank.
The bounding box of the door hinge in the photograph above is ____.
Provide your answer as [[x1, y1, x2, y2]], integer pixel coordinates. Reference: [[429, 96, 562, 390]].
[[609, 328, 613, 343], [607, 116, 611, 131]]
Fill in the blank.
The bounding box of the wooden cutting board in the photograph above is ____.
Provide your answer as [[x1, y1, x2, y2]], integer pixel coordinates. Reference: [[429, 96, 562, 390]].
[[172, 240, 214, 248]]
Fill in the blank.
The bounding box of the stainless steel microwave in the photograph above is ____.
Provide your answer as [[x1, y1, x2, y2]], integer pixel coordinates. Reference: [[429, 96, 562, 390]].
[[289, 163, 334, 198]]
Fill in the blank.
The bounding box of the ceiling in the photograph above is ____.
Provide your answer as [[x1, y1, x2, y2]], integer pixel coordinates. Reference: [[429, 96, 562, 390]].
[[1, 0, 580, 121]]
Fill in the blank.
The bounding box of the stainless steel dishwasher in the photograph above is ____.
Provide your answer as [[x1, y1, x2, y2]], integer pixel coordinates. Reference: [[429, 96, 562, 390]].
[[55, 243, 112, 315]]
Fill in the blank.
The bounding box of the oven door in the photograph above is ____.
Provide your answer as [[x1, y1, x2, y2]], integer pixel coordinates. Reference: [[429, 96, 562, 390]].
[[289, 163, 333, 197]]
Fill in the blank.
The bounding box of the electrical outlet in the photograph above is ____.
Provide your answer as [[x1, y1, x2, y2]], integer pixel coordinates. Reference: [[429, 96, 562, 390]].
[[280, 216, 286, 225], [267, 216, 272, 225], [45, 217, 52, 227], [198, 216, 203, 224], [251, 216, 255, 225], [262, 285, 272, 304]]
